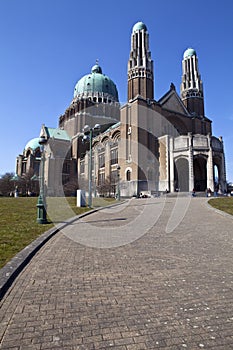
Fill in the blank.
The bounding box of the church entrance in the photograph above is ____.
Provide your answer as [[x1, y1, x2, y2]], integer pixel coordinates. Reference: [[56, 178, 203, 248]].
[[174, 157, 189, 191], [193, 156, 207, 191]]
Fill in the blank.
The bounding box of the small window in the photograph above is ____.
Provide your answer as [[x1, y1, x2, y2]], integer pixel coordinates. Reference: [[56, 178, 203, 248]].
[[126, 170, 131, 181], [80, 160, 85, 174]]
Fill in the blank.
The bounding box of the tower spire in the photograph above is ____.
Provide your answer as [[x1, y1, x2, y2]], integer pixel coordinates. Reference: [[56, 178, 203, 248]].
[[127, 21, 154, 101], [180, 48, 204, 117]]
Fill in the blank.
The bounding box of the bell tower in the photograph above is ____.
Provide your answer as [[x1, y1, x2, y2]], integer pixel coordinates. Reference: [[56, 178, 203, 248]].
[[180, 48, 205, 117], [127, 21, 154, 101]]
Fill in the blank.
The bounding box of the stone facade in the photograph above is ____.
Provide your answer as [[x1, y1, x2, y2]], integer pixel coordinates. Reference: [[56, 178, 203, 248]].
[[16, 21, 227, 197]]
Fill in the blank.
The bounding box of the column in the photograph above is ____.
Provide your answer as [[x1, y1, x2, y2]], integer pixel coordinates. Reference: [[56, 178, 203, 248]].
[[169, 137, 174, 192], [207, 134, 214, 191], [188, 133, 194, 191], [220, 152, 227, 193]]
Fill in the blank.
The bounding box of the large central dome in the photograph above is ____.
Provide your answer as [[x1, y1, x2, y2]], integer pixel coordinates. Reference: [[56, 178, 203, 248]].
[[73, 64, 119, 102]]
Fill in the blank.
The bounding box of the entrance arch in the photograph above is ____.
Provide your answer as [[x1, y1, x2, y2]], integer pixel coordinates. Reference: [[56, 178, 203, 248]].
[[214, 164, 219, 188], [194, 156, 207, 191], [174, 157, 189, 191], [213, 156, 223, 192]]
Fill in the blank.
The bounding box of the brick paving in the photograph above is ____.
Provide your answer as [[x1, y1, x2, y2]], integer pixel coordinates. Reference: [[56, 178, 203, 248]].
[[0, 197, 233, 349]]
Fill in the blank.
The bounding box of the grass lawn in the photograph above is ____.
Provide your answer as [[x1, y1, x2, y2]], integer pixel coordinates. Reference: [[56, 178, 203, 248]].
[[0, 196, 116, 268], [208, 197, 233, 216]]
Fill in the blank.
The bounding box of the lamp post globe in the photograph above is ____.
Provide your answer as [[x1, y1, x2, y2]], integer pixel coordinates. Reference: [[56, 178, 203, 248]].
[[83, 125, 90, 135], [94, 123, 101, 132]]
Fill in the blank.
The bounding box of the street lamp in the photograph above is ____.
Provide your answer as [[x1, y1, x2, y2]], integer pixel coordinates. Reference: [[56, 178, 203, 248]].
[[117, 164, 121, 201], [37, 136, 48, 224], [82, 124, 100, 208], [10, 174, 20, 197]]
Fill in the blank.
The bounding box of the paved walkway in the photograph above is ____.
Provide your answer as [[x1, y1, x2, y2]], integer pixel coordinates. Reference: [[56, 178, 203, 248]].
[[0, 197, 233, 350]]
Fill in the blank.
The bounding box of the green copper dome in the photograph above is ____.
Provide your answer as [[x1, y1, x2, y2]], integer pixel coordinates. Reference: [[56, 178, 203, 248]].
[[25, 138, 40, 151], [133, 21, 147, 32], [73, 64, 119, 102], [183, 48, 196, 59]]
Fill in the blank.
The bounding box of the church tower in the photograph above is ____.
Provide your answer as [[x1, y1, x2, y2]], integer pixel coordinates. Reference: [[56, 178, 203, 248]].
[[127, 21, 154, 101], [180, 48, 205, 117]]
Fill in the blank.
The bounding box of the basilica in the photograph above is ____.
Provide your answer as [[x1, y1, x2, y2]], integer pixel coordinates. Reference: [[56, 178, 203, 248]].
[[16, 21, 227, 197]]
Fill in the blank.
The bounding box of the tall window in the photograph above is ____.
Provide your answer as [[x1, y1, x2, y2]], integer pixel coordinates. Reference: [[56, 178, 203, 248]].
[[80, 160, 85, 174], [22, 161, 26, 174], [98, 171, 105, 185], [126, 170, 131, 181], [98, 153, 105, 168], [111, 170, 118, 184], [110, 148, 118, 165], [33, 161, 40, 176]]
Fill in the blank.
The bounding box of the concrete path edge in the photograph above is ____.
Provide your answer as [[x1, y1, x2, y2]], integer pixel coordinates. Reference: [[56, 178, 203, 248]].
[[0, 202, 125, 301], [1, 198, 230, 301], [205, 198, 233, 220]]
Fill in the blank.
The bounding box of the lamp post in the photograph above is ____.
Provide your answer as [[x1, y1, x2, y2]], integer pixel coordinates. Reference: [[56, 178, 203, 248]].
[[10, 174, 20, 197], [37, 136, 48, 224], [82, 124, 100, 208], [117, 164, 121, 201]]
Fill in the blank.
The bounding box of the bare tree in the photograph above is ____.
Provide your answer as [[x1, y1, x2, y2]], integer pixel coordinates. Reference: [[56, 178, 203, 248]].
[[96, 175, 116, 197], [20, 170, 39, 196], [0, 172, 15, 196], [63, 177, 79, 196]]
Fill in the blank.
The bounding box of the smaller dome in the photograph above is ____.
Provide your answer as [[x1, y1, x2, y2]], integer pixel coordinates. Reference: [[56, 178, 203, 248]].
[[183, 48, 196, 59], [24, 137, 40, 151], [133, 21, 147, 33]]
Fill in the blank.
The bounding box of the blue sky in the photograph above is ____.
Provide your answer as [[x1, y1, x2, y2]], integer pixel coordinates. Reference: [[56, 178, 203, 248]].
[[0, 0, 233, 181]]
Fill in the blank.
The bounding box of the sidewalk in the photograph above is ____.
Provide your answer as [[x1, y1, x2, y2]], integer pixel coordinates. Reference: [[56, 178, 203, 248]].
[[0, 198, 233, 349]]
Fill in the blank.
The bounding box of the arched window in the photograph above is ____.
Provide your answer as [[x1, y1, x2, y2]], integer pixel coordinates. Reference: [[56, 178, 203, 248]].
[[126, 170, 131, 181], [101, 136, 109, 146], [112, 131, 121, 142], [26, 150, 31, 157], [35, 149, 41, 158], [214, 164, 220, 189]]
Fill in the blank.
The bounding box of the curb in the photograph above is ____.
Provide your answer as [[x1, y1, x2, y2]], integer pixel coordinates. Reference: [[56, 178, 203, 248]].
[[205, 199, 233, 220], [0, 201, 126, 301]]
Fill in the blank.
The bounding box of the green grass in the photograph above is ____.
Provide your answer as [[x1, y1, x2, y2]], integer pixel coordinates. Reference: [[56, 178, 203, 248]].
[[0, 197, 116, 268], [208, 197, 233, 216]]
